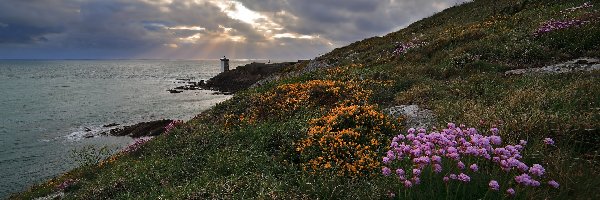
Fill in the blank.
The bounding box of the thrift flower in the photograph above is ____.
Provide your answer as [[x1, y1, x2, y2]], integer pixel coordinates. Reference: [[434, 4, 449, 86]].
[[433, 164, 443, 173], [449, 174, 457, 180], [404, 180, 413, 188], [548, 180, 560, 188], [457, 161, 465, 170], [382, 167, 392, 176], [489, 180, 500, 191], [457, 173, 471, 182], [383, 156, 391, 164], [544, 138, 555, 145], [381, 124, 559, 193], [490, 135, 502, 145], [413, 168, 421, 176], [490, 127, 499, 135], [396, 168, 405, 176], [506, 188, 515, 196], [529, 164, 545, 177], [470, 164, 478, 172]]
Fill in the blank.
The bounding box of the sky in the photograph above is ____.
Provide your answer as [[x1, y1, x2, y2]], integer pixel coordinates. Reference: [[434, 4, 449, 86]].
[[0, 0, 469, 60]]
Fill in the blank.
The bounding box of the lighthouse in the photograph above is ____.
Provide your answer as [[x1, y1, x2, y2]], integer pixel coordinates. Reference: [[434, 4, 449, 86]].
[[220, 56, 230, 72]]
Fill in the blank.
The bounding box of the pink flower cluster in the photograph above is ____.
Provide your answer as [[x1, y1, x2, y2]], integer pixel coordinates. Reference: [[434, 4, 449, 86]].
[[57, 179, 78, 190], [381, 123, 559, 195], [534, 2, 594, 37], [533, 19, 591, 36], [164, 120, 183, 134], [122, 136, 153, 153], [393, 38, 427, 55]]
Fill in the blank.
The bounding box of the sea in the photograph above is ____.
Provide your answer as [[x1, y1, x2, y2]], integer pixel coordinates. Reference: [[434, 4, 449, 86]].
[[0, 59, 263, 198]]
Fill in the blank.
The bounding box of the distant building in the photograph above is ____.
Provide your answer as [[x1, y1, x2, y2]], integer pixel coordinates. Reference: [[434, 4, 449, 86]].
[[220, 56, 230, 72]]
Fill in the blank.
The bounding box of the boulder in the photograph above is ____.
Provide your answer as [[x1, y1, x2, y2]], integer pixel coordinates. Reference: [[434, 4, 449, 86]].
[[109, 120, 173, 138], [384, 105, 436, 130]]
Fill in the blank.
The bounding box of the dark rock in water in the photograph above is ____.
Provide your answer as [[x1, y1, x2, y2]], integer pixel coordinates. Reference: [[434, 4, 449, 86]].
[[167, 89, 183, 93], [109, 119, 173, 138], [200, 62, 298, 93], [174, 85, 200, 90], [84, 127, 92, 132], [103, 123, 120, 128]]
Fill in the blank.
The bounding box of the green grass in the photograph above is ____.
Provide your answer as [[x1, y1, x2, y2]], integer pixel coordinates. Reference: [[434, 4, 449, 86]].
[[11, 0, 600, 199]]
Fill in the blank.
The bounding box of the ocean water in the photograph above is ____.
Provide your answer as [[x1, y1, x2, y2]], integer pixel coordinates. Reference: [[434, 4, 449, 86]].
[[0, 59, 257, 198]]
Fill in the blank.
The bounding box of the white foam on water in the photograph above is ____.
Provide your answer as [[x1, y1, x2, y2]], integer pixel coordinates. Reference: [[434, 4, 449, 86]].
[[64, 125, 117, 142]]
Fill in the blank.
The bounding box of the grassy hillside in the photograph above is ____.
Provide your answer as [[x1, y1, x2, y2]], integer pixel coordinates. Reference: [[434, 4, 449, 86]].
[[12, 0, 599, 199]]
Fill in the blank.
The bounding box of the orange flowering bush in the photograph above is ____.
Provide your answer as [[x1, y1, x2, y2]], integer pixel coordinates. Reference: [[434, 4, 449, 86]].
[[242, 80, 372, 123], [297, 104, 400, 176]]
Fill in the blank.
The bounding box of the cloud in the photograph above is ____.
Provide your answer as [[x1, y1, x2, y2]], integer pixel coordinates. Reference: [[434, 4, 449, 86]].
[[238, 0, 469, 44], [0, 0, 468, 59]]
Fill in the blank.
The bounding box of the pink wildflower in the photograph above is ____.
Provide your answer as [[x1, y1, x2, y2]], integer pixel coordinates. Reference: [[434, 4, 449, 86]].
[[529, 164, 545, 177], [404, 180, 413, 188], [382, 167, 392, 176], [396, 168, 405, 176], [413, 168, 421, 176], [489, 180, 500, 191], [449, 174, 457, 180], [457, 161, 465, 170], [506, 188, 515, 196], [490, 127, 499, 135], [470, 164, 478, 172], [548, 180, 560, 188], [383, 156, 391, 164], [457, 173, 470, 182], [433, 164, 443, 173]]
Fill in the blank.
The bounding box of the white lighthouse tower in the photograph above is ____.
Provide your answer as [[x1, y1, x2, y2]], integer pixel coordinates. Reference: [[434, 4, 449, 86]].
[[220, 56, 230, 72]]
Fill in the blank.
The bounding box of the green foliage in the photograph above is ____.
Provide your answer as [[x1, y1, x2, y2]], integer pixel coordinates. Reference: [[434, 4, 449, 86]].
[[11, 0, 600, 199], [70, 145, 116, 167]]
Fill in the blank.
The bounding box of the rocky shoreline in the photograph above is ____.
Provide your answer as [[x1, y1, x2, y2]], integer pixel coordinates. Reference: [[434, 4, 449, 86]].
[[167, 61, 301, 94], [100, 62, 302, 138], [203, 61, 301, 93], [105, 119, 173, 138]]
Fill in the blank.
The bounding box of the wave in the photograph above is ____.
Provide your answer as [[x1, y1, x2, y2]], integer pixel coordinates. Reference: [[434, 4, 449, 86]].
[[64, 125, 120, 141]]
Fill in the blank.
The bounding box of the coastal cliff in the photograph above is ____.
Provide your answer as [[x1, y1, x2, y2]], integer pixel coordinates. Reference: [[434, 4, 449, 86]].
[[200, 61, 300, 93], [12, 0, 600, 199]]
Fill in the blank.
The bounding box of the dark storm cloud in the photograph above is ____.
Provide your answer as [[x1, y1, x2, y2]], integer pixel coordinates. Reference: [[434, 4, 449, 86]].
[[0, 23, 61, 43], [239, 0, 469, 44], [0, 0, 469, 59], [0, 0, 77, 44], [0, 0, 260, 47]]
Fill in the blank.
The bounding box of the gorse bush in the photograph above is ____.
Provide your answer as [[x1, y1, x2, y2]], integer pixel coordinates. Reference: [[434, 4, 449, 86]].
[[297, 104, 400, 177], [223, 79, 373, 125]]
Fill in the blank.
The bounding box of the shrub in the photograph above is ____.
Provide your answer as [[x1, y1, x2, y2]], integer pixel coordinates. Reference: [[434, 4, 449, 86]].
[[240, 80, 372, 124], [297, 105, 399, 177]]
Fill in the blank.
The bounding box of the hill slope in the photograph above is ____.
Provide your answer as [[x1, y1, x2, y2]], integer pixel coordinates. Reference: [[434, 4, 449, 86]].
[[13, 0, 599, 199]]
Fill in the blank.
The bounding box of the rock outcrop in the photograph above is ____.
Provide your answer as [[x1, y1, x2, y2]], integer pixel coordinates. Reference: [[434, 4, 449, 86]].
[[505, 58, 600, 75], [201, 62, 297, 93], [385, 105, 437, 130], [107, 119, 173, 138]]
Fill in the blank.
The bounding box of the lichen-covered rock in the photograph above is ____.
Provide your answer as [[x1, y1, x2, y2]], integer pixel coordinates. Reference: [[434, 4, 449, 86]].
[[384, 105, 436, 129], [505, 58, 600, 75]]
